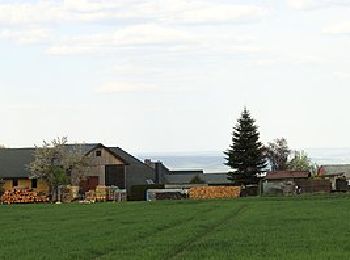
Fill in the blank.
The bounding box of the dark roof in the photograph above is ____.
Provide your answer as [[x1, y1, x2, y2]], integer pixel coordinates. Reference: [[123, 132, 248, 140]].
[[0, 148, 34, 178], [169, 170, 204, 175], [265, 171, 310, 180]]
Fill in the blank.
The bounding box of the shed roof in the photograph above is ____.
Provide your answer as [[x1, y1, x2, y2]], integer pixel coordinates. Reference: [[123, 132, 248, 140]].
[[265, 171, 310, 180]]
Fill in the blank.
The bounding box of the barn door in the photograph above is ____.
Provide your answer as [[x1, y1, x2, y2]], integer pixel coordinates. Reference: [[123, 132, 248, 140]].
[[80, 176, 99, 193], [105, 165, 125, 188]]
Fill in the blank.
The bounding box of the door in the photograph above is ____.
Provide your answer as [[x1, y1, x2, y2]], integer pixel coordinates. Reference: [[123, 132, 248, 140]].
[[105, 165, 125, 188], [80, 176, 99, 192]]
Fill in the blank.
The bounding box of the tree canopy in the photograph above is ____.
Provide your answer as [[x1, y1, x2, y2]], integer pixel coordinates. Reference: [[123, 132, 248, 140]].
[[288, 150, 315, 173], [266, 138, 290, 171], [224, 108, 266, 185], [27, 137, 91, 200]]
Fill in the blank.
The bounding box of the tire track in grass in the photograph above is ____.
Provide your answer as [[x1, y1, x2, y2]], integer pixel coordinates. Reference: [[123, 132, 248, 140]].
[[166, 204, 248, 260], [94, 205, 218, 259]]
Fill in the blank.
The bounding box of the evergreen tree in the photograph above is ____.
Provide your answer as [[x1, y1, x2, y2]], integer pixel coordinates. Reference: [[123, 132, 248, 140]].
[[224, 108, 266, 185]]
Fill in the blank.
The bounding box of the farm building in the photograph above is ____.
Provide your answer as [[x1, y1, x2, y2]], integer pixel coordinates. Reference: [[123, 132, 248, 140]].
[[0, 143, 155, 197], [0, 148, 50, 193], [317, 164, 350, 191], [262, 171, 330, 195], [143, 161, 232, 185]]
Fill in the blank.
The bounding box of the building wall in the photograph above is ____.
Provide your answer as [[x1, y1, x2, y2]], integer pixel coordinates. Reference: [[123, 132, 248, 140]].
[[73, 147, 125, 186], [37, 179, 50, 193], [2, 178, 50, 193], [125, 164, 155, 193], [4, 180, 12, 190], [262, 180, 295, 195]]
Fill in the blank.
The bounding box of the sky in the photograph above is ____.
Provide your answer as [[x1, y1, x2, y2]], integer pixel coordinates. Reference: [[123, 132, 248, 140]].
[[1, 0, 350, 153]]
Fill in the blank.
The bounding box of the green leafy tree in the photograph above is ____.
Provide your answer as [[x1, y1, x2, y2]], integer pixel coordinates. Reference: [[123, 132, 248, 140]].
[[28, 137, 91, 200], [288, 151, 314, 172], [266, 138, 290, 171], [189, 175, 206, 184], [224, 108, 266, 185]]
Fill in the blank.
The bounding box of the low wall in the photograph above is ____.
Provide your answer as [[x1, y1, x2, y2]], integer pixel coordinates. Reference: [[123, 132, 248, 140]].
[[189, 186, 240, 200], [295, 179, 331, 193], [146, 189, 186, 201]]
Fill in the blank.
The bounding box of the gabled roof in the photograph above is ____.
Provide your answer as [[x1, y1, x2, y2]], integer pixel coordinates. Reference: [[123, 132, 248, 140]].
[[265, 171, 310, 180], [85, 143, 129, 165]]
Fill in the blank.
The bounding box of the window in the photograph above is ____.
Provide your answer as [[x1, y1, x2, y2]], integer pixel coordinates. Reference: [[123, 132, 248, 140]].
[[31, 179, 38, 189], [96, 150, 102, 157], [13, 179, 18, 187]]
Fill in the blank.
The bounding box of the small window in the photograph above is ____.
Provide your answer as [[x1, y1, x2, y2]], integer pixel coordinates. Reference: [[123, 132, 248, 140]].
[[13, 179, 18, 187], [96, 150, 102, 157], [31, 179, 38, 189]]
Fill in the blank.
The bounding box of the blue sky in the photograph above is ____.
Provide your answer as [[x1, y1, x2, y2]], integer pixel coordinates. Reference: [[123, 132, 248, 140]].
[[1, 0, 350, 152]]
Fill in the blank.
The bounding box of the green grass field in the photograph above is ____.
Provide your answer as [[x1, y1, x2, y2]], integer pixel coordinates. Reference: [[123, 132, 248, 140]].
[[1, 196, 350, 259]]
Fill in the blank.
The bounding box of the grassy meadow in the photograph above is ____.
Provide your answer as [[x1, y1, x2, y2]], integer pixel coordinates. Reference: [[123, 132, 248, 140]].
[[0, 196, 350, 259]]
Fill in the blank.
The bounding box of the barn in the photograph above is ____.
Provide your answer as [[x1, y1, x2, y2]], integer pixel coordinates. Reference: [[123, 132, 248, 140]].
[[0, 143, 155, 197]]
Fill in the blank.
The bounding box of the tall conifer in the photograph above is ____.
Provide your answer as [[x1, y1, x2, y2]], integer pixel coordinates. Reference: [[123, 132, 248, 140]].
[[224, 108, 266, 185]]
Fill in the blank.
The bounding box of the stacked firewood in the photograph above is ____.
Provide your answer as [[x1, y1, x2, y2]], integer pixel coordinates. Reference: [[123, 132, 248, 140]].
[[1, 189, 49, 204], [189, 186, 241, 200], [84, 186, 127, 202]]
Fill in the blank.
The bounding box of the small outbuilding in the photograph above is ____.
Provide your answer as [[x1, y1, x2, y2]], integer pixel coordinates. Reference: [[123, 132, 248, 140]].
[[262, 171, 310, 195]]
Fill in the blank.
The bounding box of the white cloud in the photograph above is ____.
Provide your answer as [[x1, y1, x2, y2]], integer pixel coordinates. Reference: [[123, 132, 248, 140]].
[[45, 24, 261, 56], [0, 27, 51, 44], [0, 1, 266, 56], [96, 82, 159, 93], [141, 1, 267, 24], [287, 0, 350, 10], [0, 1, 135, 25], [46, 24, 194, 55], [323, 22, 350, 34], [0, 1, 267, 26], [333, 71, 350, 79], [253, 55, 324, 66]]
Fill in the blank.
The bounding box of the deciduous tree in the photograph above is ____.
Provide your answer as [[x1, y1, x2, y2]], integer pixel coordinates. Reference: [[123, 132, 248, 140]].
[[27, 137, 91, 200], [266, 138, 290, 171], [288, 150, 314, 172]]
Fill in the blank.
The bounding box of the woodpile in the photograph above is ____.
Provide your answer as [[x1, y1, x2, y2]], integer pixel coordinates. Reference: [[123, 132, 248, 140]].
[[1, 189, 49, 204], [85, 186, 127, 202], [189, 186, 241, 200], [59, 186, 74, 203]]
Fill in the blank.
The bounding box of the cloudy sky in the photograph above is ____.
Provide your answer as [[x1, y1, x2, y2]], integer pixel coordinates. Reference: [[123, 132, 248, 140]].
[[1, 0, 350, 152]]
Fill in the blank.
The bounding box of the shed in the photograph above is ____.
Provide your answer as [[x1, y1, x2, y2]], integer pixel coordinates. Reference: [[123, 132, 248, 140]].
[[262, 171, 310, 195]]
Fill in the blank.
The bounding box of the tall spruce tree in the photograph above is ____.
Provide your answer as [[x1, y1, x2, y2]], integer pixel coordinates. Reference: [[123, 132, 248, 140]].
[[224, 108, 266, 185]]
